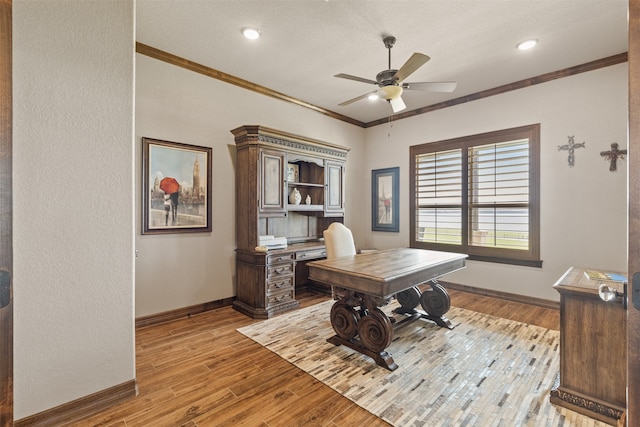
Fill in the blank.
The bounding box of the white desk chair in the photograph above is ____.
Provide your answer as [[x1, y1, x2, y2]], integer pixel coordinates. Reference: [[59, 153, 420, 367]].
[[323, 222, 356, 300], [323, 222, 356, 259]]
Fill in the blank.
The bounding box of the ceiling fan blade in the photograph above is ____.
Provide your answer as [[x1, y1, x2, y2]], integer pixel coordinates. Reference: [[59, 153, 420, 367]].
[[334, 73, 377, 86], [393, 53, 430, 83], [403, 81, 457, 92], [338, 90, 379, 106], [389, 96, 406, 113]]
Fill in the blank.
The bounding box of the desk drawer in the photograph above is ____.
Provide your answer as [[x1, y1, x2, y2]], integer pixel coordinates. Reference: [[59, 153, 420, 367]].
[[296, 249, 327, 261], [267, 263, 294, 278], [267, 253, 295, 264], [267, 276, 294, 294], [267, 289, 295, 307]]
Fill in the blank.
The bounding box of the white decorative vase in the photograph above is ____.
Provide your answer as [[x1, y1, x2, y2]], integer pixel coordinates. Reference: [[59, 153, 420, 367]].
[[289, 188, 302, 205], [305, 195, 312, 205]]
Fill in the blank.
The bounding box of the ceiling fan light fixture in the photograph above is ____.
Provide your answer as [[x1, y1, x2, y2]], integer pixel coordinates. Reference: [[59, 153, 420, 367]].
[[517, 39, 538, 50], [381, 85, 403, 100], [242, 27, 261, 40]]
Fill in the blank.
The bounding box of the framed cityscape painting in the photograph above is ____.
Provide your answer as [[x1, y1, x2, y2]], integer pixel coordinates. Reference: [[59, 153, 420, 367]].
[[142, 137, 212, 234], [372, 167, 399, 232]]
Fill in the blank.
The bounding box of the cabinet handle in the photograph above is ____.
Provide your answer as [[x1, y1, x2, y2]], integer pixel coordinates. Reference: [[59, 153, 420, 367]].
[[299, 253, 306, 259], [274, 267, 286, 274]]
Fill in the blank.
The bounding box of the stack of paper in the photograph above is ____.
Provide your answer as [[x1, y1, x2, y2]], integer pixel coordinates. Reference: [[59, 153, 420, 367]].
[[258, 235, 288, 250]]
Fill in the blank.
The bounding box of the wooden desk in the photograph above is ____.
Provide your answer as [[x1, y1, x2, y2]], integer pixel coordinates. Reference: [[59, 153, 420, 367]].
[[234, 242, 327, 319], [308, 248, 467, 370], [550, 266, 626, 425]]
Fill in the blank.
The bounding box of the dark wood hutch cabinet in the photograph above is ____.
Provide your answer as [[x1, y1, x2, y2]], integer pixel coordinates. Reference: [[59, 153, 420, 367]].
[[231, 125, 349, 318]]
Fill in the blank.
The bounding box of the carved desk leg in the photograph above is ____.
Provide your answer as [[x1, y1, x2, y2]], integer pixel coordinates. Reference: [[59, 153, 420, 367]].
[[329, 300, 359, 340], [394, 280, 454, 329], [327, 290, 398, 370]]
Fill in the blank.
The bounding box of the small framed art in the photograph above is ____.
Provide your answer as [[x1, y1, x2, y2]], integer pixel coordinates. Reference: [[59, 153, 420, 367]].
[[372, 167, 399, 232], [287, 163, 299, 182]]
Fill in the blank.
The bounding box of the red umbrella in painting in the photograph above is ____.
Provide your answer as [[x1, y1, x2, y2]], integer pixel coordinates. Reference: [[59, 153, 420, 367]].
[[160, 177, 180, 194]]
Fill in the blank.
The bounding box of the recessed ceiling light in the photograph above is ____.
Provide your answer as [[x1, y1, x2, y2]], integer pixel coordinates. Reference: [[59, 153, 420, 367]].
[[242, 28, 261, 40], [517, 39, 538, 50], [368, 93, 379, 101]]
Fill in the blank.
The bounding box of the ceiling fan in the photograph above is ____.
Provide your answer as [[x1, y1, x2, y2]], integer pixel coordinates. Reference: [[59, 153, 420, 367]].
[[335, 35, 457, 113]]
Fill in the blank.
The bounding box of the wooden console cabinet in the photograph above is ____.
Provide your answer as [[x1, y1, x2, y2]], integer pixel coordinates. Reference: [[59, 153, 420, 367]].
[[550, 266, 626, 425], [231, 125, 349, 318]]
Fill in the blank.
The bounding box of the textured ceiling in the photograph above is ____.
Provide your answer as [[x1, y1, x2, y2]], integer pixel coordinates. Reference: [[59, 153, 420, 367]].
[[136, 0, 628, 124]]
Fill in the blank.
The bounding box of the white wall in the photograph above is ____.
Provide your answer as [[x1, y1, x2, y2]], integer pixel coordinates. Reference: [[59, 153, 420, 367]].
[[13, 0, 135, 419], [135, 55, 366, 317], [362, 64, 628, 301]]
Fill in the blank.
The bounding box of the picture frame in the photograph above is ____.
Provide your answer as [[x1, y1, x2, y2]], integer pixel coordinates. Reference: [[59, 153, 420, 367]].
[[142, 137, 212, 234], [372, 167, 399, 232], [287, 163, 299, 182]]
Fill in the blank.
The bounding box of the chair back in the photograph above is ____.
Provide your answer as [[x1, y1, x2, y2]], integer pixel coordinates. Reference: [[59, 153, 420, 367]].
[[323, 222, 356, 259]]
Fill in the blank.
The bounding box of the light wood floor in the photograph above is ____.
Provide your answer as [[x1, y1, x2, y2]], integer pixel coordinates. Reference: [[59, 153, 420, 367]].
[[69, 289, 559, 426]]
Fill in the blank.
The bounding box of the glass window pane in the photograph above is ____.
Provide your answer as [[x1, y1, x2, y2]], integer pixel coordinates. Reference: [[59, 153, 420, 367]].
[[470, 207, 529, 250], [416, 208, 462, 245]]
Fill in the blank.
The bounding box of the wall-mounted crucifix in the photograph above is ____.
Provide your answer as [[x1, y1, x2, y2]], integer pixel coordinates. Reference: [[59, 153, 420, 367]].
[[558, 136, 585, 167], [600, 142, 627, 172]]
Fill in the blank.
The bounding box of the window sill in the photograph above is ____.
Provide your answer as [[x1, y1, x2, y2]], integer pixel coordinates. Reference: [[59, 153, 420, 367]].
[[466, 254, 543, 268]]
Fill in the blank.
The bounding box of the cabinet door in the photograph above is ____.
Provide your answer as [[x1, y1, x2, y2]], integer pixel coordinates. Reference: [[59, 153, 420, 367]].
[[325, 160, 345, 215], [259, 149, 286, 215]]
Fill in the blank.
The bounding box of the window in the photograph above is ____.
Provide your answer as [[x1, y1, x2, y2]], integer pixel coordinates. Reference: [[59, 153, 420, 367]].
[[410, 124, 541, 267]]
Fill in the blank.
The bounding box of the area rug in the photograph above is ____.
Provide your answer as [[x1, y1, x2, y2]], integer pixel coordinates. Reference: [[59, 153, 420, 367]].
[[238, 300, 608, 427]]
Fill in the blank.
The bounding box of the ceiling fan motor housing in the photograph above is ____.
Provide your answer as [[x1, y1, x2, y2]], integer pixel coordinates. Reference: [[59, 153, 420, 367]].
[[376, 69, 399, 86]]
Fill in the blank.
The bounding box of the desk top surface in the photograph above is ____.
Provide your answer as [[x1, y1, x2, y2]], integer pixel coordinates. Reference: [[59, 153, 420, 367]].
[[308, 248, 467, 297]]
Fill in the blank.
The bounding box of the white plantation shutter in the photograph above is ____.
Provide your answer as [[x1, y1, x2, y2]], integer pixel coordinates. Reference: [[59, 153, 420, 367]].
[[415, 149, 463, 245], [468, 139, 529, 250]]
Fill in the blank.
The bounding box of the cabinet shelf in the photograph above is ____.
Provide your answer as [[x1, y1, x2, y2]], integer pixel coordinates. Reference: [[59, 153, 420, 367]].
[[288, 182, 324, 188], [288, 204, 323, 211]]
